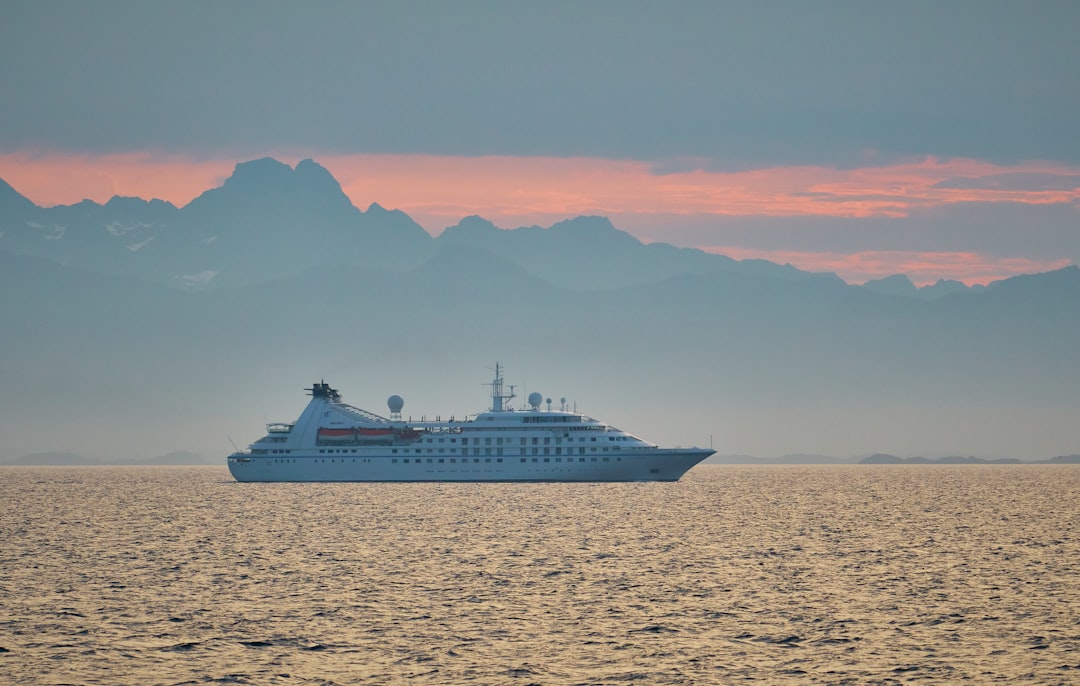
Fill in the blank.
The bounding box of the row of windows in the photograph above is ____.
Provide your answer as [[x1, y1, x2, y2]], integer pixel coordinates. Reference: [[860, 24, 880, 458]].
[[263, 456, 622, 465], [457, 436, 609, 445], [392, 457, 505, 464], [310, 435, 612, 446], [261, 437, 637, 458], [522, 415, 583, 424], [318, 446, 622, 456]]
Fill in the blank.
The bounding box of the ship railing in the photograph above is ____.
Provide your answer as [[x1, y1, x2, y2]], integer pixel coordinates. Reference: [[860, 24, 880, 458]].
[[339, 403, 393, 424]]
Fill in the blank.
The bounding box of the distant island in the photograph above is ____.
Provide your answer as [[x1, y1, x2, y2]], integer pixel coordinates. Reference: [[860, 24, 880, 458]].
[[858, 453, 1021, 464], [704, 453, 1080, 465], [1, 451, 218, 466]]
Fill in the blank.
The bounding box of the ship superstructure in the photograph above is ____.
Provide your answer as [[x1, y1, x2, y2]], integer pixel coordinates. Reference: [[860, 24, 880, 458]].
[[227, 365, 713, 482]]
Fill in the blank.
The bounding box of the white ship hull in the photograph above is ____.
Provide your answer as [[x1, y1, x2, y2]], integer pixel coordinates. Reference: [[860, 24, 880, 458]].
[[227, 368, 713, 483], [228, 448, 711, 482]]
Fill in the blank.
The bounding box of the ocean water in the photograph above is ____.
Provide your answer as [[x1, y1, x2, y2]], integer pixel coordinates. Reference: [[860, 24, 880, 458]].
[[1, 465, 1078, 685]]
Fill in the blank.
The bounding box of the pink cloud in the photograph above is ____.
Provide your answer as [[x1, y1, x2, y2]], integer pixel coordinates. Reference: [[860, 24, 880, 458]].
[[315, 154, 1080, 230]]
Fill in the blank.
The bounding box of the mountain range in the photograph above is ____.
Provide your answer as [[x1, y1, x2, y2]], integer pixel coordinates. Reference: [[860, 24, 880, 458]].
[[1, 158, 1077, 464], [1, 156, 982, 296]]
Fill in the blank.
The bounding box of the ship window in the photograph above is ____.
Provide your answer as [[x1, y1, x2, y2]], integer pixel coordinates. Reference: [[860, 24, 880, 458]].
[[474, 458, 480, 463], [603, 457, 609, 461], [496, 458, 503, 463], [392, 449, 398, 454], [520, 458, 526, 463], [427, 458, 433, 463], [439, 458, 445, 463], [403, 459, 408, 463], [439, 449, 445, 454], [450, 458, 456, 463], [532, 437, 538, 445], [555, 458, 561, 463], [532, 458, 538, 463], [485, 438, 491, 445], [544, 437, 550, 445], [392, 459, 398, 463]]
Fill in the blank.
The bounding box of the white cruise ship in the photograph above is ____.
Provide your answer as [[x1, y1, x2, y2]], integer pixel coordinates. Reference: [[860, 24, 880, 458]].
[[227, 365, 713, 482]]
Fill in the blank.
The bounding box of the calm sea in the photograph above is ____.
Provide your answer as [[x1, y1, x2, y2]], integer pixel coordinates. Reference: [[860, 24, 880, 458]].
[[1, 465, 1077, 685]]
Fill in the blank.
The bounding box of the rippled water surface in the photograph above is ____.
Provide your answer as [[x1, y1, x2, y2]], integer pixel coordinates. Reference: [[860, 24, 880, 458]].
[[2, 465, 1078, 685]]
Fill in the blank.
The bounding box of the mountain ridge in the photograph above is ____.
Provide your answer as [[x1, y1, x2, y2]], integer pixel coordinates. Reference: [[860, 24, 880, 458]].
[[0, 157, 1034, 295]]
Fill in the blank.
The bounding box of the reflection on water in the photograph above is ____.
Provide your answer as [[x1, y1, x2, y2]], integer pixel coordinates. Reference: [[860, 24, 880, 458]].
[[1, 465, 1078, 684]]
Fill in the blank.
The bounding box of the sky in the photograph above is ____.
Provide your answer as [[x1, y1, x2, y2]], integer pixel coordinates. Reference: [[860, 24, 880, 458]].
[[2, 1, 1078, 285]]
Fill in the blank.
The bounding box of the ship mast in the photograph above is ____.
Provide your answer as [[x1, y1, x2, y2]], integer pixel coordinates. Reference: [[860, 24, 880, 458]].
[[489, 362, 516, 412]]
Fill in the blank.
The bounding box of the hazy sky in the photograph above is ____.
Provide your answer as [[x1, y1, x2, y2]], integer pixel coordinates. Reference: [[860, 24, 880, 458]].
[[2, 1, 1078, 284]]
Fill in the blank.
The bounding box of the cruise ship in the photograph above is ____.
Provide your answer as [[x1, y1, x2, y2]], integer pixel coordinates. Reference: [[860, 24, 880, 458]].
[[227, 365, 714, 482]]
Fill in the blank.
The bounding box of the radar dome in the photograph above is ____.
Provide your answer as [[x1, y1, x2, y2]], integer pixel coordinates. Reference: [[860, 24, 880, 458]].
[[387, 395, 404, 413], [528, 392, 542, 409]]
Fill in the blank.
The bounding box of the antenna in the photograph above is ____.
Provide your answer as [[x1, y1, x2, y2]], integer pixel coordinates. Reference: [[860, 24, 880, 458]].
[[227, 436, 240, 452], [486, 362, 516, 412]]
